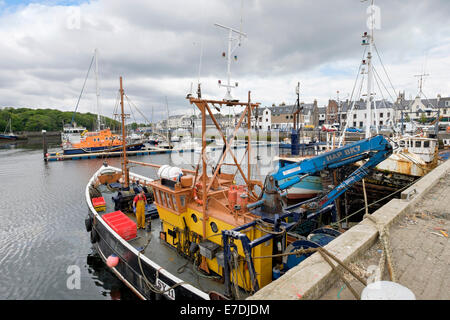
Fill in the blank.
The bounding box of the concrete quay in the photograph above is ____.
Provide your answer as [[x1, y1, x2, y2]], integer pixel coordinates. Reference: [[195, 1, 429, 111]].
[[248, 159, 450, 300]]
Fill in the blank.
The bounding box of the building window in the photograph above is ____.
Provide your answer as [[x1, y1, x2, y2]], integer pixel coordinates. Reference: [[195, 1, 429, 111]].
[[380, 113, 383, 118], [387, 112, 390, 118], [353, 122, 357, 127], [265, 119, 268, 122], [266, 111, 269, 115], [365, 113, 367, 119], [359, 122, 363, 127], [379, 121, 383, 125], [353, 114, 357, 119]]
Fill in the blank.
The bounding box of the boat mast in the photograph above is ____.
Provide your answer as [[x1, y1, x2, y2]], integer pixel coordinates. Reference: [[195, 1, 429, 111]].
[[120, 76, 129, 188], [363, 0, 375, 139], [95, 49, 101, 131], [214, 23, 247, 101]]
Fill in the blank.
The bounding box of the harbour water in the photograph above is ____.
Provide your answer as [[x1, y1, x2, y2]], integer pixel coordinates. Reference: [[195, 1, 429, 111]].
[[0, 140, 278, 299]]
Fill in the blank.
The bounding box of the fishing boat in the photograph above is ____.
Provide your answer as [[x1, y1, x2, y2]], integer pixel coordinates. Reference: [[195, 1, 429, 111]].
[[62, 50, 145, 155], [61, 122, 87, 145], [170, 134, 181, 143], [84, 72, 356, 300], [62, 128, 145, 155], [275, 155, 323, 200], [0, 119, 18, 141], [177, 136, 200, 150], [332, 0, 439, 204]]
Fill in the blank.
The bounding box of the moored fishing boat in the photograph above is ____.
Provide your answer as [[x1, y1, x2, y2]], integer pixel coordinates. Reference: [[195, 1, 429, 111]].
[[63, 128, 144, 155], [84, 75, 396, 300]]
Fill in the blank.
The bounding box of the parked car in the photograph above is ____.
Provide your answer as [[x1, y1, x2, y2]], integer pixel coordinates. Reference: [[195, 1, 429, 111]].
[[346, 127, 363, 133], [322, 124, 338, 132]]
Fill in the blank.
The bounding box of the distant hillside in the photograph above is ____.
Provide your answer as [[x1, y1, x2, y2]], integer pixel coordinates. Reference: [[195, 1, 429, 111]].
[[0, 107, 120, 132]]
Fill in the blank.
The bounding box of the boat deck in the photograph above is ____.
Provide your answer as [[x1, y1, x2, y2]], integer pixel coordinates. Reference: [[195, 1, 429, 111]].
[[97, 184, 245, 297]]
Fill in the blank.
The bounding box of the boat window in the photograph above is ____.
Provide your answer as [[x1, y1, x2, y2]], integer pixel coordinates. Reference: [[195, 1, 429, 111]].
[[154, 190, 160, 204], [165, 193, 172, 209], [424, 141, 430, 148], [399, 141, 405, 147], [415, 141, 422, 148], [210, 222, 218, 233], [160, 191, 166, 207], [180, 195, 186, 208], [172, 195, 178, 211]]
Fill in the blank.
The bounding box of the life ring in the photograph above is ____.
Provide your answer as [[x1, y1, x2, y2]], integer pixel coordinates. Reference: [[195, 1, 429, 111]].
[[193, 183, 203, 206], [85, 215, 93, 232], [90, 228, 99, 244]]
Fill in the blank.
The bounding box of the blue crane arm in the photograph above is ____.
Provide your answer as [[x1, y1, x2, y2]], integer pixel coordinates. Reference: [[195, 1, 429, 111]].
[[262, 135, 393, 212]]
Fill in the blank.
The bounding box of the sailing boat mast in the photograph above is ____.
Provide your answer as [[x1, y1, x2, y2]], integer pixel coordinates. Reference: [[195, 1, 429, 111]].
[[95, 49, 101, 131], [120, 76, 129, 188]]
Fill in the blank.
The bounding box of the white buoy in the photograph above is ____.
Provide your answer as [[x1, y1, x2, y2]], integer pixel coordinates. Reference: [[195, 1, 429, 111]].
[[361, 281, 416, 300]]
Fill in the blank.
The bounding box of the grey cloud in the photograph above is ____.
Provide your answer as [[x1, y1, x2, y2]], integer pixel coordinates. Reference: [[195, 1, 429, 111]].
[[0, 0, 449, 121]]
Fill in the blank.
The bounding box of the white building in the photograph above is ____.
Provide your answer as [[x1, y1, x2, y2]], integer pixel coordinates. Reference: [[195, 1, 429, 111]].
[[339, 99, 395, 129]]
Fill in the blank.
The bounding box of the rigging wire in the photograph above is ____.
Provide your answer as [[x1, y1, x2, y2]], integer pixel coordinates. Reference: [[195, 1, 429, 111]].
[[337, 47, 367, 147], [71, 54, 95, 125], [373, 43, 398, 99], [338, 62, 366, 147], [125, 94, 153, 125], [373, 66, 395, 103]]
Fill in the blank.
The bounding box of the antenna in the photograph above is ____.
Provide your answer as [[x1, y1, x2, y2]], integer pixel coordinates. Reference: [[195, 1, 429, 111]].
[[361, 0, 376, 139], [214, 23, 247, 101], [414, 73, 429, 96]]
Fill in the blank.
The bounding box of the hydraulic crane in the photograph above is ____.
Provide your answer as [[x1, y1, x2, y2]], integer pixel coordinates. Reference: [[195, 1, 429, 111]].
[[221, 134, 393, 295], [259, 134, 393, 214]]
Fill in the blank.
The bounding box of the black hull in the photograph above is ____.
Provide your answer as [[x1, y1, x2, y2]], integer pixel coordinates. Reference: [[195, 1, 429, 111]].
[[88, 210, 207, 300]]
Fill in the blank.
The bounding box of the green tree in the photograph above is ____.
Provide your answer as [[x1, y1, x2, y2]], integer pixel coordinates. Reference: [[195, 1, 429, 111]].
[[419, 113, 427, 124]]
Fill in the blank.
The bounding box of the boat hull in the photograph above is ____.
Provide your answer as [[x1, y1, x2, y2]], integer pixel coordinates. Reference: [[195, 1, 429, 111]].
[[285, 176, 323, 200], [90, 212, 206, 300], [0, 134, 18, 140], [86, 166, 210, 301], [276, 159, 323, 200]]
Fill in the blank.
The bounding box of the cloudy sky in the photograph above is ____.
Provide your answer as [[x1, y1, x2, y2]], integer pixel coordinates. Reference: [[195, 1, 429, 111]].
[[0, 0, 449, 122]]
